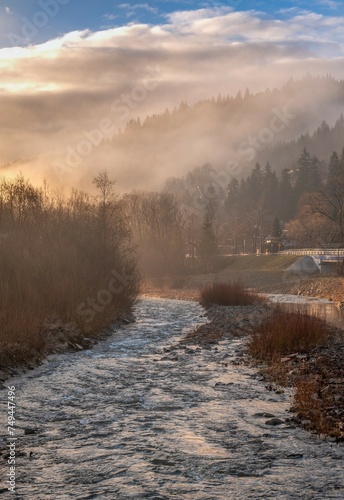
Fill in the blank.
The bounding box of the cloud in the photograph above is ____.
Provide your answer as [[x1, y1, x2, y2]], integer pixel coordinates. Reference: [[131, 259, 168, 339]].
[[102, 13, 118, 21], [316, 0, 340, 9], [117, 3, 159, 16], [0, 6, 344, 175]]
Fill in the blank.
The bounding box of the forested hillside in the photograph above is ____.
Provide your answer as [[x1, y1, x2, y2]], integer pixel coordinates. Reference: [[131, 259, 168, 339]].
[[2, 75, 344, 191], [100, 75, 344, 189]]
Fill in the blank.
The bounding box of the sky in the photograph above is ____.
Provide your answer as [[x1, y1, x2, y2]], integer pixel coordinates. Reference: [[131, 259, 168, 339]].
[[0, 0, 344, 183], [1, 1, 344, 48]]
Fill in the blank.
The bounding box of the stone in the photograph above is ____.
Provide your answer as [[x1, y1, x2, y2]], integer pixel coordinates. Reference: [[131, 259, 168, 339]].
[[253, 412, 276, 418], [301, 420, 312, 427], [265, 418, 284, 426], [81, 338, 93, 349], [24, 428, 37, 435]]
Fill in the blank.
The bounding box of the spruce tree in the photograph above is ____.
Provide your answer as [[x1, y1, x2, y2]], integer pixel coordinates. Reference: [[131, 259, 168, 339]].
[[262, 162, 278, 214], [271, 215, 282, 238], [328, 151, 340, 183]]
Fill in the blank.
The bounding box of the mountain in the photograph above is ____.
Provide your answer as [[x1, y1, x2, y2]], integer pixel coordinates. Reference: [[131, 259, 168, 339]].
[[2, 74, 344, 191], [256, 115, 344, 174], [99, 74, 344, 189]]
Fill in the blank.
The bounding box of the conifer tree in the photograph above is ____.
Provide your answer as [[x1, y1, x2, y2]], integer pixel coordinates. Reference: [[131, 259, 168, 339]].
[[328, 151, 340, 183]]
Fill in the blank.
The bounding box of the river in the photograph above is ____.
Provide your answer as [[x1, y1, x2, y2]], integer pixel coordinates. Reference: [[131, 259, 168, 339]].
[[0, 298, 343, 499], [268, 294, 344, 327]]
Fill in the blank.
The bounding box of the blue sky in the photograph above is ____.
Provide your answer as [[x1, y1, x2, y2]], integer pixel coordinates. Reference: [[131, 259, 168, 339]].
[[1, 0, 344, 47]]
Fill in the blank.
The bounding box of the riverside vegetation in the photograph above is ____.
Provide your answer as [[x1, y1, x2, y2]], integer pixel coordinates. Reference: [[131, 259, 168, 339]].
[[248, 308, 344, 439], [199, 281, 265, 307], [0, 172, 140, 373], [1, 167, 344, 439]]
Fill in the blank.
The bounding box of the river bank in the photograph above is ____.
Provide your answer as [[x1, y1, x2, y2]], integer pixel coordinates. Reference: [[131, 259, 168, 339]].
[[177, 301, 344, 441], [142, 271, 344, 305], [0, 313, 134, 381]]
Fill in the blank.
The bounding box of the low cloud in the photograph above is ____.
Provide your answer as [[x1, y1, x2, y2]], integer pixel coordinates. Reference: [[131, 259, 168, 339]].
[[0, 7, 344, 187]]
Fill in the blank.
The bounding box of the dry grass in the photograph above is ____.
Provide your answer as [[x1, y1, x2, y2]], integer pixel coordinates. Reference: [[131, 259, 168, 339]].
[[0, 233, 140, 370], [199, 281, 264, 307], [248, 308, 343, 439], [247, 308, 330, 361], [0, 175, 140, 372]]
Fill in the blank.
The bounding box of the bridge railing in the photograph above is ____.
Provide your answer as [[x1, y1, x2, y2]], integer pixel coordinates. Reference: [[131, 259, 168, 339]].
[[279, 249, 344, 256]]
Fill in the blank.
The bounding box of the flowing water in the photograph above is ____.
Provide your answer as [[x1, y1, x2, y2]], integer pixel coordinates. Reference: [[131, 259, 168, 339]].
[[268, 294, 344, 327], [0, 298, 343, 499]]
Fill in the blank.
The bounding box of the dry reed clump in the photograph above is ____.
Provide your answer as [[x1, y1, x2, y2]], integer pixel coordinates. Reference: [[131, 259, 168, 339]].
[[199, 282, 264, 307], [247, 309, 330, 361], [0, 234, 140, 371]]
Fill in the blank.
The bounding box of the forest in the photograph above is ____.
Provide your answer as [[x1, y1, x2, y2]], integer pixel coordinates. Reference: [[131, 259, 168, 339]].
[[2, 75, 344, 193]]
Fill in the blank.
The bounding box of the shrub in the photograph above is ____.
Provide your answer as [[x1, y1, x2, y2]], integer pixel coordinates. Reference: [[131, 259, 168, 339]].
[[199, 281, 264, 307], [0, 173, 141, 370], [248, 308, 330, 361]]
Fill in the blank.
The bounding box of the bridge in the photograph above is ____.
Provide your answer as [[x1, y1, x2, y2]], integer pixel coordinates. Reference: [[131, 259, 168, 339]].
[[279, 249, 344, 273]]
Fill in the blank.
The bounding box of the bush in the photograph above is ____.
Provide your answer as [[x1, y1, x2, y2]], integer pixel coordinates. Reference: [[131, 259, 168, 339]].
[[248, 308, 330, 361], [199, 281, 264, 307], [0, 173, 141, 370]]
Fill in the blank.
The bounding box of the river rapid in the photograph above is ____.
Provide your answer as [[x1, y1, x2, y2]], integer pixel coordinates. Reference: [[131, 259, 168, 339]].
[[0, 298, 343, 499]]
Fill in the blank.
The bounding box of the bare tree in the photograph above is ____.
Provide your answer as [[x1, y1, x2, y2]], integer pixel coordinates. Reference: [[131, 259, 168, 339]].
[[306, 180, 344, 241], [123, 191, 186, 276], [92, 170, 121, 257]]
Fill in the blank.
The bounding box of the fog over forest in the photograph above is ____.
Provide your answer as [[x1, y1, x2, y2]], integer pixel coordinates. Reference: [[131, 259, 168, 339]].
[[2, 75, 344, 192], [1, 4, 344, 190]]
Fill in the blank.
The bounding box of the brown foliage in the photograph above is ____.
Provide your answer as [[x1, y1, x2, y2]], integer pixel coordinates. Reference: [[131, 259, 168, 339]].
[[248, 309, 330, 361], [199, 281, 264, 307], [0, 173, 140, 370]]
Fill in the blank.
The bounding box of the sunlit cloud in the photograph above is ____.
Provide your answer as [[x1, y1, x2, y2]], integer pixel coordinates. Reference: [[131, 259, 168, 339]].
[[0, 6, 344, 175]]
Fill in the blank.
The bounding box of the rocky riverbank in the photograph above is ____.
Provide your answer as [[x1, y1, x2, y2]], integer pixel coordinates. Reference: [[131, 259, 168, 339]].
[[259, 275, 344, 305], [177, 302, 344, 441], [142, 273, 344, 305]]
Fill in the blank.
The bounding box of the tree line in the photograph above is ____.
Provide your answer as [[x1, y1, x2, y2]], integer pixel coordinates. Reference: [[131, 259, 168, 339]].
[[0, 172, 140, 367]]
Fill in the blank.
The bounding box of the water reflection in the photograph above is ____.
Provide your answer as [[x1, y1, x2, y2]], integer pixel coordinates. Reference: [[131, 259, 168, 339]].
[[268, 294, 344, 327]]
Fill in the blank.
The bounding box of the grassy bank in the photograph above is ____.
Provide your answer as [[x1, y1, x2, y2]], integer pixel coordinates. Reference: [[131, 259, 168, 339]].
[[142, 255, 300, 299], [221, 254, 299, 272]]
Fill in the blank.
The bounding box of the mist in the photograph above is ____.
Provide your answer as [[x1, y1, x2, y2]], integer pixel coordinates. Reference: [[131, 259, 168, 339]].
[[1, 6, 344, 191]]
